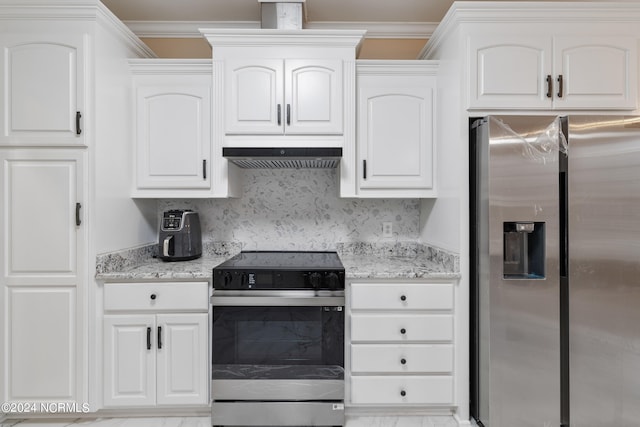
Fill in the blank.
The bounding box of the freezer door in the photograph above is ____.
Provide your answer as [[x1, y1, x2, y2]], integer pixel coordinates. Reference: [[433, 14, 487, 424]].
[[568, 116, 640, 427], [476, 116, 561, 427]]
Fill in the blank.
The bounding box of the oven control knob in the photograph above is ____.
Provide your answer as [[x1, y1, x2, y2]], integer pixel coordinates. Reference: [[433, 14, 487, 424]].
[[309, 272, 323, 289], [325, 272, 340, 290], [223, 272, 233, 288]]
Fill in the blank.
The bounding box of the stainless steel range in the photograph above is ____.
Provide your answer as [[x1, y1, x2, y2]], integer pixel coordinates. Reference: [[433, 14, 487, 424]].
[[210, 251, 346, 427]]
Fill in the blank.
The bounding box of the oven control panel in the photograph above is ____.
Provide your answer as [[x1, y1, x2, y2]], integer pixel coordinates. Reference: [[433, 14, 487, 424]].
[[213, 269, 345, 290]]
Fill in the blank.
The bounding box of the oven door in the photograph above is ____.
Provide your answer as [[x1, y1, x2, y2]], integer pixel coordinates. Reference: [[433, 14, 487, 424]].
[[210, 290, 345, 401]]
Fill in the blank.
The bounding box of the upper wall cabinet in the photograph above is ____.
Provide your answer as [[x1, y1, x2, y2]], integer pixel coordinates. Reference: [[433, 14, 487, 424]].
[[129, 60, 239, 198], [225, 58, 343, 135], [469, 33, 638, 110], [202, 29, 365, 197], [355, 61, 437, 198], [0, 33, 86, 146]]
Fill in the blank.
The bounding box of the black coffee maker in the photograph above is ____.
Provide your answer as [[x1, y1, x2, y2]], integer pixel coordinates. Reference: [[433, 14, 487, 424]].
[[158, 210, 202, 261]]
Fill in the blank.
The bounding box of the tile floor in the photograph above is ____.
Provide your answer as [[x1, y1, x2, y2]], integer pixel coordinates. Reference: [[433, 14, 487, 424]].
[[1, 416, 460, 427]]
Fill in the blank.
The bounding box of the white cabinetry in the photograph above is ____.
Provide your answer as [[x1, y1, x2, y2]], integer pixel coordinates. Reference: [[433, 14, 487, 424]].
[[130, 60, 222, 197], [0, 1, 155, 414], [102, 281, 209, 408], [226, 58, 343, 135], [355, 61, 437, 198], [0, 149, 85, 403], [0, 32, 85, 145], [469, 32, 638, 110], [349, 282, 455, 407], [201, 30, 364, 196]]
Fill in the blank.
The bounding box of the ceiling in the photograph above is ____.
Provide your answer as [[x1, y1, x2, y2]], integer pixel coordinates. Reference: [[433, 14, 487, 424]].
[[100, 0, 450, 24], [100, 0, 638, 39], [99, 0, 451, 38]]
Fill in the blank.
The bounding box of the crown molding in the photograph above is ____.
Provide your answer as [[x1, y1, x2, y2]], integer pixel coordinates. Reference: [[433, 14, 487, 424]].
[[124, 20, 435, 39]]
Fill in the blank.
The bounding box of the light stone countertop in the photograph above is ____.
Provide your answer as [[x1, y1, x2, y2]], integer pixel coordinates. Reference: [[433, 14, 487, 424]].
[[340, 253, 460, 280], [95, 243, 460, 282]]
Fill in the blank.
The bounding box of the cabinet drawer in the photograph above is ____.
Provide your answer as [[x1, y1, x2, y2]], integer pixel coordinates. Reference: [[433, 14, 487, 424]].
[[351, 344, 453, 373], [351, 376, 453, 405], [351, 282, 453, 310], [104, 282, 209, 312], [351, 313, 453, 342]]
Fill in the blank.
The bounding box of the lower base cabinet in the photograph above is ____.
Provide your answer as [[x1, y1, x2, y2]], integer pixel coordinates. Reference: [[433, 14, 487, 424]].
[[349, 281, 455, 407], [351, 376, 453, 405], [102, 282, 209, 408]]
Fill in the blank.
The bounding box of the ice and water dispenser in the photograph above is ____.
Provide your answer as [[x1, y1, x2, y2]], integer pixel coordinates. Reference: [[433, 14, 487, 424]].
[[503, 222, 545, 279]]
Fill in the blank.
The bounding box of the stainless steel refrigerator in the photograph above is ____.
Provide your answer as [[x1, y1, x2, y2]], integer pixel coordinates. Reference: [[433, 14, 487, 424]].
[[470, 115, 640, 427]]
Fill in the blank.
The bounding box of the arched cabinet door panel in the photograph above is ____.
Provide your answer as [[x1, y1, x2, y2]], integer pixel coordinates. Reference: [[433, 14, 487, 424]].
[[469, 34, 637, 110], [0, 34, 86, 145]]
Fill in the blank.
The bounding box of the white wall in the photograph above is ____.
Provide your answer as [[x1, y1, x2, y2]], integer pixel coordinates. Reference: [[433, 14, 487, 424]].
[[94, 27, 157, 255]]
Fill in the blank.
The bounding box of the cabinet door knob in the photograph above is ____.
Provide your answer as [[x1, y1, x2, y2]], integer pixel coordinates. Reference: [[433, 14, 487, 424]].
[[546, 75, 553, 98], [400, 295, 407, 302], [277, 104, 282, 126], [400, 390, 407, 397], [146, 327, 151, 350], [150, 293, 157, 300], [400, 358, 407, 365], [400, 328, 406, 335]]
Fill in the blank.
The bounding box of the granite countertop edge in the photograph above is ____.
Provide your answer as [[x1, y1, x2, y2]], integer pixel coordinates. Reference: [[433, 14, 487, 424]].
[[95, 242, 461, 282]]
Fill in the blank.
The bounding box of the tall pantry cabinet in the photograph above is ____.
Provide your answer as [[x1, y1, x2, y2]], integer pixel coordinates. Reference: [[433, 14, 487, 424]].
[[0, 0, 155, 411]]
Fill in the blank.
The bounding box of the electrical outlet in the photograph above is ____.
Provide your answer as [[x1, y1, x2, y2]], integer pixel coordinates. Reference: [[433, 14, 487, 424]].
[[382, 222, 393, 238]]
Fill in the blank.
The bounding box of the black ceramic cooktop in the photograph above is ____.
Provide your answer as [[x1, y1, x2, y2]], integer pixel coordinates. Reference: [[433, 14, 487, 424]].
[[215, 251, 344, 270]]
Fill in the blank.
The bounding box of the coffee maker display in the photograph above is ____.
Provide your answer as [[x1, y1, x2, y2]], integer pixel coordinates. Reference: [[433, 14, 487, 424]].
[[158, 210, 202, 261]]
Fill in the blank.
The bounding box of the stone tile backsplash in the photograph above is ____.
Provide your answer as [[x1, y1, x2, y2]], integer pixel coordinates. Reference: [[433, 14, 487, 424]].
[[159, 169, 421, 251], [96, 169, 461, 275]]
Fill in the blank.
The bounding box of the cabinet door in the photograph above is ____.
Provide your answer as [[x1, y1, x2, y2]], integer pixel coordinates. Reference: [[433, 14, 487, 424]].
[[285, 59, 343, 134], [469, 35, 552, 109], [358, 75, 434, 193], [136, 86, 211, 190], [553, 36, 638, 109], [0, 34, 86, 145], [0, 150, 85, 405], [156, 314, 208, 405], [0, 149, 85, 287], [225, 59, 284, 134], [103, 315, 156, 407], [4, 287, 77, 402]]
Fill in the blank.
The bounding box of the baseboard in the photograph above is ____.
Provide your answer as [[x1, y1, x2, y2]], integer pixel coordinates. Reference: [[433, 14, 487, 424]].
[[454, 413, 473, 426]]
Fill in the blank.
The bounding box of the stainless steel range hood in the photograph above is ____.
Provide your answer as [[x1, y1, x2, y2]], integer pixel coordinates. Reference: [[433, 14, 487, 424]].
[[223, 147, 342, 169]]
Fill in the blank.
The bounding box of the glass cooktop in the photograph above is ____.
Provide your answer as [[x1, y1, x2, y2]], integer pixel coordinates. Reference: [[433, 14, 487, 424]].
[[215, 251, 344, 270]]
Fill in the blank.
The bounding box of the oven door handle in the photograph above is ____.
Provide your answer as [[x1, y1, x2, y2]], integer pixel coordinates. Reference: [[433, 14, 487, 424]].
[[210, 295, 345, 306]]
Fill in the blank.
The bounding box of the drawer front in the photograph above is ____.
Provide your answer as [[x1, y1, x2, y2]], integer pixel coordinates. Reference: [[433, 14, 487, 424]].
[[351, 376, 453, 405], [351, 282, 453, 311], [351, 313, 453, 342], [351, 344, 453, 373], [104, 282, 209, 312]]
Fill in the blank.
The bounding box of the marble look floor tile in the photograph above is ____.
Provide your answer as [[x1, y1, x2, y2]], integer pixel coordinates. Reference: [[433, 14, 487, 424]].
[[3, 420, 79, 427], [346, 416, 458, 427], [4, 416, 458, 427], [2, 418, 211, 427]]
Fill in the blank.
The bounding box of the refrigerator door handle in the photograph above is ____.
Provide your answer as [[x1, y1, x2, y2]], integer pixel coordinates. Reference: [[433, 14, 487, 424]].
[[559, 170, 569, 278]]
